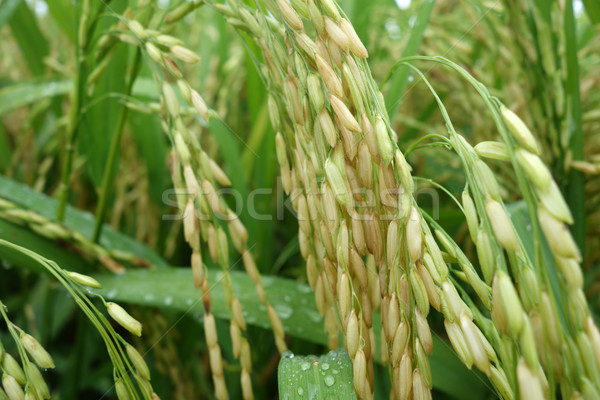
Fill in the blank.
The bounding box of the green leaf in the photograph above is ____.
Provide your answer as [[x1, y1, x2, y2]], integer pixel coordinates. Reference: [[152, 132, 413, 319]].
[[508, 201, 570, 331], [92, 268, 325, 344], [80, 29, 129, 188], [582, 0, 600, 24], [564, 0, 586, 254], [0, 175, 168, 267], [8, 0, 49, 76], [129, 112, 169, 205], [384, 0, 436, 122], [0, 77, 162, 116], [0, 124, 11, 173], [349, 0, 397, 46], [0, 80, 71, 115], [0, 218, 89, 273], [0, 0, 20, 30], [208, 118, 258, 244], [46, 0, 76, 42], [278, 348, 356, 399]]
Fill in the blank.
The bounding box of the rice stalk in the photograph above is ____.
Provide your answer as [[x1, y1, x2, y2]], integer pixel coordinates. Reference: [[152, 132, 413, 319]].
[[0, 240, 159, 400], [199, 0, 600, 398]]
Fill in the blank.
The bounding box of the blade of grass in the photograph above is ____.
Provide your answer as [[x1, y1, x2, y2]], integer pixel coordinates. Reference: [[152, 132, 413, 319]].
[[93, 268, 325, 343], [564, 0, 586, 254], [0, 124, 12, 173], [45, 0, 77, 42], [0, 175, 168, 267], [384, 0, 436, 123], [8, 0, 49, 76], [0, 0, 20, 30], [129, 112, 169, 206], [81, 30, 128, 190], [56, 0, 109, 221], [91, 46, 143, 243], [208, 118, 258, 245], [582, 0, 600, 24], [0, 77, 161, 116], [242, 101, 278, 265], [0, 218, 89, 272], [0, 79, 71, 115], [351, 0, 396, 46]]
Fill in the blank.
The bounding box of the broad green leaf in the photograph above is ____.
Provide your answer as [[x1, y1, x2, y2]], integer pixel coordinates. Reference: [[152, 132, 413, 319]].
[[278, 348, 356, 399], [0, 175, 167, 267], [92, 268, 325, 344], [8, 1, 49, 76], [385, 0, 436, 122]]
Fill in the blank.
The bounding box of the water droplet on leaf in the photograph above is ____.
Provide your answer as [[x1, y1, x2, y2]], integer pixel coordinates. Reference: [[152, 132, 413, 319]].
[[324, 375, 335, 387]]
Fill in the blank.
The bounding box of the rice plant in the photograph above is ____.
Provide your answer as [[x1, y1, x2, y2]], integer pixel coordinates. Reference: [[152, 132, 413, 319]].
[[0, 0, 598, 399]]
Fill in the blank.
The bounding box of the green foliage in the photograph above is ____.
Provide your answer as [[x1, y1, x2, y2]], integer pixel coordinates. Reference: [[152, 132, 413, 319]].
[[278, 348, 356, 399]]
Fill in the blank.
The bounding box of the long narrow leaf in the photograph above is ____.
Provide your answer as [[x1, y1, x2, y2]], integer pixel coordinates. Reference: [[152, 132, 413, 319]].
[[0, 0, 20, 30], [385, 0, 436, 122], [564, 0, 586, 253], [8, 1, 49, 76], [0, 175, 167, 267], [582, 0, 600, 24], [0, 80, 71, 115]]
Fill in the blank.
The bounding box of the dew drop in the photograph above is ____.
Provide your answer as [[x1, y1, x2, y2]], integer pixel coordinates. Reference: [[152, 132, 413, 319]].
[[282, 350, 295, 359], [324, 375, 335, 387], [284, 295, 291, 302], [143, 293, 155, 301], [186, 298, 193, 306], [275, 304, 293, 319], [300, 362, 310, 371], [164, 296, 173, 306], [297, 388, 304, 396], [106, 289, 117, 299], [321, 363, 330, 371]]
